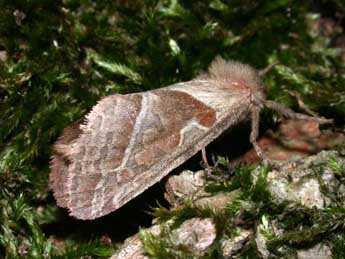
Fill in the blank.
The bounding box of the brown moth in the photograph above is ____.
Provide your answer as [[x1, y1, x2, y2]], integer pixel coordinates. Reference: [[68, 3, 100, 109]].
[[50, 57, 331, 220]]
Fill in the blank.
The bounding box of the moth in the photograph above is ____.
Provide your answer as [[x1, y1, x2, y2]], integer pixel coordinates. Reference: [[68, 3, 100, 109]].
[[50, 57, 331, 220]]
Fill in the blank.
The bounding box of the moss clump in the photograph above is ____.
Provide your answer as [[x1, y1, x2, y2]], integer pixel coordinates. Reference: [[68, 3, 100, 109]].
[[148, 152, 345, 258]]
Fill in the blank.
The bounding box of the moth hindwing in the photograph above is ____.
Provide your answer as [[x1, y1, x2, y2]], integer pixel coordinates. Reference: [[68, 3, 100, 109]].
[[49, 58, 269, 219]]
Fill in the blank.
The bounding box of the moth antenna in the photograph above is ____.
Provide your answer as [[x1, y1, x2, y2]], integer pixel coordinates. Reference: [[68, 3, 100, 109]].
[[287, 90, 318, 117], [264, 100, 333, 124], [258, 61, 279, 77]]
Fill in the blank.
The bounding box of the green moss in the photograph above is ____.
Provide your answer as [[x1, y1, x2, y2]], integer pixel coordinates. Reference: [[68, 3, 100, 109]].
[[0, 191, 52, 258], [332, 233, 345, 259], [151, 153, 345, 257], [326, 157, 345, 184], [238, 241, 261, 259], [205, 160, 255, 194], [152, 201, 216, 229], [140, 226, 202, 259], [265, 206, 345, 255], [52, 240, 114, 259]]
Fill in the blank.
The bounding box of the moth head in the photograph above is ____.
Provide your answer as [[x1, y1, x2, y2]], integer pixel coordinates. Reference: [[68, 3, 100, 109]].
[[203, 57, 266, 104]]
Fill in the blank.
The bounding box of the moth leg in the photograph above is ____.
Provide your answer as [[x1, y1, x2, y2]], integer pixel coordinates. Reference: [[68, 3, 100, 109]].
[[264, 100, 333, 124], [250, 105, 267, 160], [250, 108, 282, 168], [201, 147, 212, 174], [164, 180, 178, 206]]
